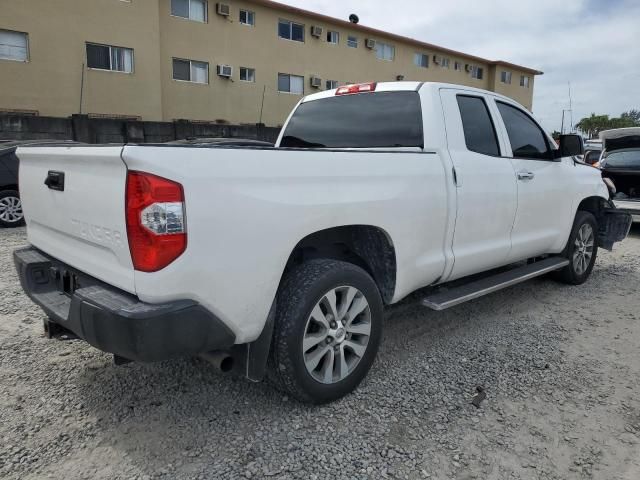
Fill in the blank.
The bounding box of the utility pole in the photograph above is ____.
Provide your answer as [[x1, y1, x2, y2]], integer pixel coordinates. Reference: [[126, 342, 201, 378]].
[[79, 63, 85, 114], [258, 85, 266, 126], [568, 82, 573, 132]]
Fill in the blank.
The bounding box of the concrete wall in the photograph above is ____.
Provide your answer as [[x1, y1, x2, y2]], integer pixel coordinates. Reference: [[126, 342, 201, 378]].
[[1, 0, 539, 126], [0, 114, 281, 144]]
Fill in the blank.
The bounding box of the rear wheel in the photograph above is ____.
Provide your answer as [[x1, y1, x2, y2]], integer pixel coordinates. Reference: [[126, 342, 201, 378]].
[[556, 211, 598, 285], [0, 190, 24, 228], [270, 259, 383, 404]]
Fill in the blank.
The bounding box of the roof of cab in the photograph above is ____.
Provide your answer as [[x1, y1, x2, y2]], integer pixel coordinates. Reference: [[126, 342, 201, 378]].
[[302, 81, 525, 108]]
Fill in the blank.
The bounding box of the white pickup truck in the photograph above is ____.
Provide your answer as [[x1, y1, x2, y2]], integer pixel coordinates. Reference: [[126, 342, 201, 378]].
[[14, 82, 632, 403]]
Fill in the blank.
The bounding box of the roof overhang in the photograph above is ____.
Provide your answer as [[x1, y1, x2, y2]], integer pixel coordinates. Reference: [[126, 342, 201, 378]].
[[249, 0, 543, 75]]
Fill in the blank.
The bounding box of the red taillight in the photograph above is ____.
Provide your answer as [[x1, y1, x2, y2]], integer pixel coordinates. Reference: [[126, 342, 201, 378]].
[[126, 171, 186, 272], [335, 82, 377, 96]]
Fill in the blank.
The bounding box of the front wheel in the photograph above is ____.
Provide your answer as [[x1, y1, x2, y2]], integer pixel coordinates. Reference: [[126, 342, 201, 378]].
[[556, 211, 598, 285], [270, 259, 383, 404]]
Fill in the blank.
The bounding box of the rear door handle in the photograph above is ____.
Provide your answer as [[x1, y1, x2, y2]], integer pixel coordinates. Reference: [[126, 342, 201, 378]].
[[517, 171, 535, 181]]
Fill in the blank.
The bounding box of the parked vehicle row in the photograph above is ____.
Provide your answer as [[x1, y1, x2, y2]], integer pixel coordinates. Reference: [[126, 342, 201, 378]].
[[12, 82, 632, 403], [598, 128, 640, 223], [0, 141, 24, 228]]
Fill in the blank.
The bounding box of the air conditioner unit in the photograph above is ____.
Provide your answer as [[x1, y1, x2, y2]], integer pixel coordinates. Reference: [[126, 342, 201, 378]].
[[465, 64, 473, 72], [216, 3, 230, 16], [310, 76, 322, 88], [217, 64, 233, 77], [365, 39, 376, 49], [311, 26, 323, 37], [433, 55, 441, 65]]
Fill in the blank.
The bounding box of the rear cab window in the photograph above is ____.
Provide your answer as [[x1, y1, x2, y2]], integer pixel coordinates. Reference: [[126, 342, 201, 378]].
[[280, 91, 423, 149]]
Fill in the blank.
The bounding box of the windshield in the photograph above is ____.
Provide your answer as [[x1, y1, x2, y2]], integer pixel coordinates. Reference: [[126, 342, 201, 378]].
[[280, 91, 423, 149], [603, 149, 640, 168]]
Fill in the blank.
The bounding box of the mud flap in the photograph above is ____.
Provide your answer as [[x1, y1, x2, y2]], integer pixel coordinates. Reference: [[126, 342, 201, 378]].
[[599, 208, 633, 251], [244, 300, 276, 382]]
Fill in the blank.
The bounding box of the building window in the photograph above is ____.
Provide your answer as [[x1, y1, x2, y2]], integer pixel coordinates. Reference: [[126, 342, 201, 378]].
[[520, 75, 530, 88], [327, 31, 339, 44], [171, 0, 207, 22], [240, 67, 255, 82], [0, 29, 29, 62], [441, 57, 450, 68], [278, 73, 304, 94], [86, 43, 133, 73], [470, 66, 484, 80], [278, 19, 304, 42], [375, 42, 395, 61], [500, 71, 512, 84], [454, 62, 462, 71], [239, 9, 255, 26], [173, 58, 208, 83], [414, 53, 428, 68], [347, 36, 358, 48], [326, 80, 339, 90]]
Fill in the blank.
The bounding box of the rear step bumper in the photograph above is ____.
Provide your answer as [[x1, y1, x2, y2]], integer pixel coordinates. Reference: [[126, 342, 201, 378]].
[[13, 247, 236, 362]]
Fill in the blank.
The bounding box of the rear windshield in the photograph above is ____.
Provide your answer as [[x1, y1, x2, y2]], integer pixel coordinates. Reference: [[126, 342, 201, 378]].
[[280, 91, 423, 149], [604, 150, 640, 168]]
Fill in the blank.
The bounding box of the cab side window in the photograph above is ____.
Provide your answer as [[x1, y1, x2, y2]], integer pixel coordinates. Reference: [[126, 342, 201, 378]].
[[457, 95, 501, 157], [497, 102, 551, 160]]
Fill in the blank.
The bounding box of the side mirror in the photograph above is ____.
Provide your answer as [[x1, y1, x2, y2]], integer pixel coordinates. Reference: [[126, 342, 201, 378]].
[[559, 134, 584, 158], [583, 150, 601, 165]]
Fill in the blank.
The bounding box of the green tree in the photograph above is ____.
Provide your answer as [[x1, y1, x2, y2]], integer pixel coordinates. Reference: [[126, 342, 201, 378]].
[[576, 110, 639, 138], [576, 114, 611, 139], [620, 109, 640, 126]]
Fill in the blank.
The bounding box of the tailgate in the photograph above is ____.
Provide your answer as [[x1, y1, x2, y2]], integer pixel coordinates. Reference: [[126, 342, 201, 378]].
[[17, 146, 135, 293]]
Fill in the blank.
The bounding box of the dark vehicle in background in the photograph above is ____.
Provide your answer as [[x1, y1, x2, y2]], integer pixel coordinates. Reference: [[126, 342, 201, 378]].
[[600, 128, 640, 223], [0, 140, 79, 228], [0, 141, 23, 228]]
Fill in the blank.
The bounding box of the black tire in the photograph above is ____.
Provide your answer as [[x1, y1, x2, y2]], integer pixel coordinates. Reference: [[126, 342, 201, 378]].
[[556, 211, 598, 285], [269, 259, 383, 404], [0, 190, 25, 228]]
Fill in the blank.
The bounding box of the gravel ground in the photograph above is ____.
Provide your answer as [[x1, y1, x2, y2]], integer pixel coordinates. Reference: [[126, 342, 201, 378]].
[[1, 226, 639, 480]]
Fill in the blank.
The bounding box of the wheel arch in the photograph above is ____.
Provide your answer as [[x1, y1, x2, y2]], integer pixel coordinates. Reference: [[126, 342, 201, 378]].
[[576, 195, 609, 219], [281, 225, 397, 305]]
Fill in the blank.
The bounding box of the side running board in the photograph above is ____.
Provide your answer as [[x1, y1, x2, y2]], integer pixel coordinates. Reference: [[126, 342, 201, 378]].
[[422, 257, 569, 311]]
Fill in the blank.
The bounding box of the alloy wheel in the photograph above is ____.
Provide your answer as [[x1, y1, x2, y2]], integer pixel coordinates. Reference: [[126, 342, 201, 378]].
[[302, 286, 372, 384], [0, 195, 23, 224], [573, 223, 594, 275]]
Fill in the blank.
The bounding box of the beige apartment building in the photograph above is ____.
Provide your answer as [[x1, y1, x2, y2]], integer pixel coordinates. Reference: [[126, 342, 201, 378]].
[[1, 0, 542, 127]]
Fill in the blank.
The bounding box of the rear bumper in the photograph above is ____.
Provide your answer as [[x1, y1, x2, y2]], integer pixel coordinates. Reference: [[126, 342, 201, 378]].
[[599, 206, 634, 250], [613, 200, 640, 223], [13, 247, 236, 362]]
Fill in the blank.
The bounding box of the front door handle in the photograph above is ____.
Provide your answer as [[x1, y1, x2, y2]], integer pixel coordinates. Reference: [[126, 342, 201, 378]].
[[517, 171, 535, 181]]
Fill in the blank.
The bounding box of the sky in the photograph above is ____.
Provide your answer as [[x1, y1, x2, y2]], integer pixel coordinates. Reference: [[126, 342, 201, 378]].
[[282, 0, 640, 133]]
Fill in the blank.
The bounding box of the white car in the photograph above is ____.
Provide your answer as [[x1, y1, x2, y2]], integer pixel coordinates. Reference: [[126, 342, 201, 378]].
[[13, 82, 632, 403]]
